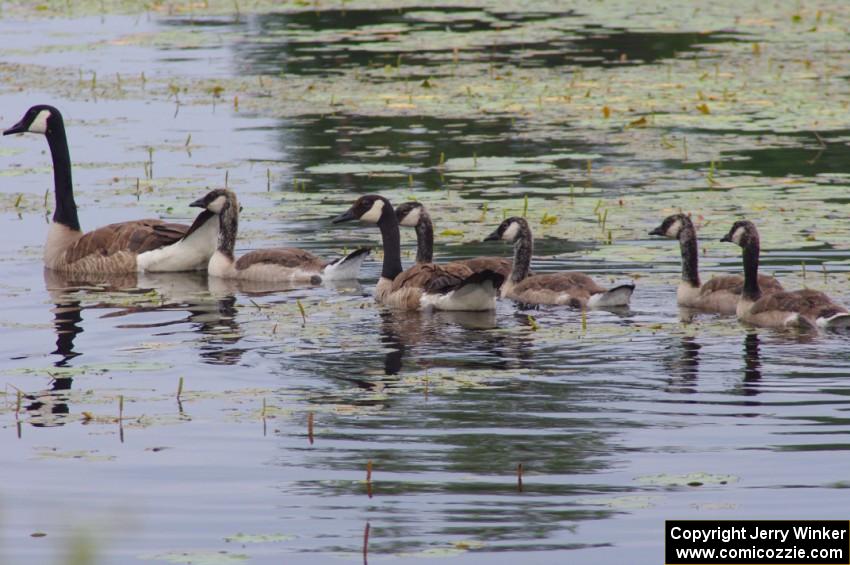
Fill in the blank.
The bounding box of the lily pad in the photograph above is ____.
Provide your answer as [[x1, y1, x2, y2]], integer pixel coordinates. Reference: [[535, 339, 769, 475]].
[[140, 551, 249, 564], [224, 533, 295, 544], [306, 163, 410, 175], [635, 472, 739, 487], [443, 156, 555, 177]]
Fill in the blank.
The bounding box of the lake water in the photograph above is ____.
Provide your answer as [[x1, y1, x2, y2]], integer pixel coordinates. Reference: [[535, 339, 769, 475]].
[[1, 3, 850, 564]]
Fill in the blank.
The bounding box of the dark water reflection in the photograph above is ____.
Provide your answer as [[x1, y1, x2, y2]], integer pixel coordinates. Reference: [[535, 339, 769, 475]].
[[18, 271, 252, 429], [217, 9, 737, 78]]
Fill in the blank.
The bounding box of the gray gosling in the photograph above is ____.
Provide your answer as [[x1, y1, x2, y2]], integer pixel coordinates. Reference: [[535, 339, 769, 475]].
[[194, 189, 369, 282], [484, 217, 634, 308], [721, 219, 850, 330]]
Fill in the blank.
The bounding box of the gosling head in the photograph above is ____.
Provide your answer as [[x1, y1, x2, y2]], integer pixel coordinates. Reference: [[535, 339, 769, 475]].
[[484, 217, 528, 243], [721, 220, 758, 248], [395, 201, 426, 228], [649, 213, 693, 239], [190, 188, 237, 215]]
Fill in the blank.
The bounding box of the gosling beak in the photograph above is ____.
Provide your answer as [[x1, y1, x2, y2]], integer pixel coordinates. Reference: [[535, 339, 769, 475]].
[[332, 208, 357, 224]]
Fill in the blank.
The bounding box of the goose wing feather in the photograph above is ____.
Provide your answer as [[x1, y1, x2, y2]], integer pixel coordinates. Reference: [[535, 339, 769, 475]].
[[513, 272, 605, 295], [750, 289, 845, 319], [700, 273, 782, 297], [390, 263, 474, 294], [65, 219, 187, 262], [234, 248, 326, 271], [451, 256, 513, 279]]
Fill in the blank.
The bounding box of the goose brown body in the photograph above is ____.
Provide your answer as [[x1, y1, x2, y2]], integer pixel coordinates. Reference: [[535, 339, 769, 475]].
[[504, 272, 607, 308], [44, 220, 188, 273]]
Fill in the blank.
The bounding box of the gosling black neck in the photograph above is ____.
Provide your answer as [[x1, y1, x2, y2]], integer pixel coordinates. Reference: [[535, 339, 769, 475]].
[[378, 204, 404, 281], [511, 221, 533, 283], [741, 237, 762, 302], [414, 211, 434, 264], [45, 116, 81, 232], [217, 203, 238, 261], [678, 224, 701, 287]]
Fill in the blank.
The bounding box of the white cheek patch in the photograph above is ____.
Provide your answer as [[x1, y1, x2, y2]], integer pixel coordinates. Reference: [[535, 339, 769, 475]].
[[666, 218, 683, 238], [502, 221, 520, 241], [399, 206, 421, 227], [360, 199, 385, 224], [731, 226, 746, 245], [28, 109, 51, 134], [207, 195, 227, 214]]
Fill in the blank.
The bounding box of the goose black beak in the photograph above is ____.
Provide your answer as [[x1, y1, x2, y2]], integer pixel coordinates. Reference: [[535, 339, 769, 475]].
[[189, 197, 206, 209], [720, 233, 732, 243], [3, 119, 27, 136], [649, 226, 664, 236], [483, 230, 500, 242], [332, 208, 357, 224]]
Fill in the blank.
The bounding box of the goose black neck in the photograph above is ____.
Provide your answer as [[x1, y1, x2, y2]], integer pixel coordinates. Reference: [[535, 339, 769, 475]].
[[378, 207, 404, 280], [217, 204, 237, 261], [678, 225, 701, 287], [46, 120, 80, 232], [511, 224, 533, 283], [741, 238, 762, 302], [415, 212, 434, 264]]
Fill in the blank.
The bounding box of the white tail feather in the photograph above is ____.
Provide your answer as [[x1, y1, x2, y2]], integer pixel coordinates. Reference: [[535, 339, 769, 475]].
[[322, 248, 370, 280], [420, 280, 498, 311], [586, 283, 635, 309], [817, 313, 850, 330]]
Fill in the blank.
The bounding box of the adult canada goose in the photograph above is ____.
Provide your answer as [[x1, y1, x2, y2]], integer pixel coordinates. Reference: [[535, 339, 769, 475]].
[[3, 105, 218, 274], [721, 220, 850, 330], [649, 213, 783, 314], [194, 189, 370, 282], [395, 201, 514, 278], [332, 194, 504, 311], [484, 217, 634, 308]]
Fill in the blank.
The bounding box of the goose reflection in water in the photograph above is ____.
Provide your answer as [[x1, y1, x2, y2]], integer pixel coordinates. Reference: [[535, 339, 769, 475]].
[[378, 309, 502, 376], [25, 277, 83, 427], [742, 332, 762, 394], [24, 270, 246, 428], [299, 307, 530, 413], [663, 334, 702, 394]]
